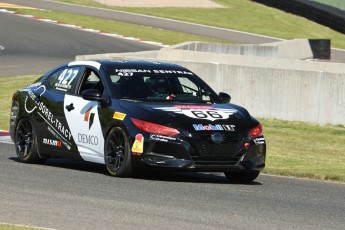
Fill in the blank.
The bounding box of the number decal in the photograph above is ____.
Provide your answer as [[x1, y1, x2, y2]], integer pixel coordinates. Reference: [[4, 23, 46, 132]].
[[183, 110, 228, 121], [154, 106, 237, 121], [191, 111, 208, 119], [55, 68, 79, 91], [206, 111, 223, 119]]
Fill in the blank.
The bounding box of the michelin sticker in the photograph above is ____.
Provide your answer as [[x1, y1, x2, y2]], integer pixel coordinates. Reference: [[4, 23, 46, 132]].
[[149, 134, 177, 142], [155, 105, 237, 121]]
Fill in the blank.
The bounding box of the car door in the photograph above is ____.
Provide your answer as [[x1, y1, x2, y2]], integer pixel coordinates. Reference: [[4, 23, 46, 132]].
[[63, 68, 105, 164], [37, 65, 82, 158]]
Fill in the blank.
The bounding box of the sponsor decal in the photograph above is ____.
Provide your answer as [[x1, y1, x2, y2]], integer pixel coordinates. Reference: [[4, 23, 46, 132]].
[[78, 133, 99, 146], [114, 69, 193, 76], [154, 105, 237, 121], [47, 126, 71, 150], [132, 134, 144, 155], [83, 106, 95, 129], [113, 112, 126, 121], [43, 138, 62, 147], [253, 137, 265, 145], [149, 134, 176, 142], [24, 87, 72, 143], [193, 124, 235, 131]]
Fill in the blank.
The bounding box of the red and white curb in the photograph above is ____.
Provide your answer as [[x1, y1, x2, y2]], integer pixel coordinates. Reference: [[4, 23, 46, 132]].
[[0, 9, 169, 48], [0, 130, 12, 144]]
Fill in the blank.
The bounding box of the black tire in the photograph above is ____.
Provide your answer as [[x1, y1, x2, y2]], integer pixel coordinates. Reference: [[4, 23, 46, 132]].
[[224, 171, 260, 183], [104, 127, 132, 177], [14, 118, 40, 163]]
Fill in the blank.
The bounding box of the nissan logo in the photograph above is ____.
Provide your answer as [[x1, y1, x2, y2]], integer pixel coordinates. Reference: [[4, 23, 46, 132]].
[[210, 133, 224, 144]]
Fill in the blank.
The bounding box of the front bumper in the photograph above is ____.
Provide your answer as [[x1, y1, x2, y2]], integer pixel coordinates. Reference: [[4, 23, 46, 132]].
[[135, 133, 266, 172]]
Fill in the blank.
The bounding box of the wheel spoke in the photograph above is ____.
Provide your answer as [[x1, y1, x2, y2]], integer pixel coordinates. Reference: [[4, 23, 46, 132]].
[[114, 155, 120, 168], [23, 144, 28, 157], [109, 140, 117, 151]]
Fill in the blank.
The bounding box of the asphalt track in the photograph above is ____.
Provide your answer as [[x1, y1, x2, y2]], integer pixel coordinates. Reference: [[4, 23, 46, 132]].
[[0, 10, 159, 76], [4, 0, 345, 63], [0, 142, 344, 229]]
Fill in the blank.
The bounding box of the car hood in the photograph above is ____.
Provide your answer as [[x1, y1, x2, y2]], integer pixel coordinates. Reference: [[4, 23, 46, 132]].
[[119, 100, 259, 133]]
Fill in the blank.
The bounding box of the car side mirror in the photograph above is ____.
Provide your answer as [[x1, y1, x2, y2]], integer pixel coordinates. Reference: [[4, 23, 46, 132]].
[[82, 89, 105, 102], [218, 92, 231, 103]]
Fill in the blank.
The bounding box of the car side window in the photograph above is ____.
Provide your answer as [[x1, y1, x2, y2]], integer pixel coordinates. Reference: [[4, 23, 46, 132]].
[[78, 68, 104, 95], [47, 67, 80, 94]]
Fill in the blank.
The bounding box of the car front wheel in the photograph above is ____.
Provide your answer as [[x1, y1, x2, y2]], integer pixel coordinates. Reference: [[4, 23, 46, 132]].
[[224, 171, 260, 183], [104, 127, 132, 177], [14, 118, 40, 163]]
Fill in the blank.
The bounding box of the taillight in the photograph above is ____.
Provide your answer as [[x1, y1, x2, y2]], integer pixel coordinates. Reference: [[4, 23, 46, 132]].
[[248, 124, 263, 138], [130, 117, 180, 137]]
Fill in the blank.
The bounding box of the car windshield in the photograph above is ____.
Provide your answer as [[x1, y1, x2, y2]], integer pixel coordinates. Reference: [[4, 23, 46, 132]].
[[107, 70, 219, 103]]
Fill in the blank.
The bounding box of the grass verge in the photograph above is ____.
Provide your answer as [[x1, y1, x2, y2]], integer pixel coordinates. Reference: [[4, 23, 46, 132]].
[[1, 75, 345, 182], [0, 75, 39, 130], [53, 0, 345, 49], [260, 119, 345, 182]]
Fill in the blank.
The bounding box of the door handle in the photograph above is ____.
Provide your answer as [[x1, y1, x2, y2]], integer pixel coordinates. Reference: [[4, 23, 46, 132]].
[[65, 103, 74, 112]]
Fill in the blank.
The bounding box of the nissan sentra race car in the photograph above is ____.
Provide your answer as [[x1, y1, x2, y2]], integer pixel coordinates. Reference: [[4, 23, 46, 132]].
[[10, 60, 266, 182]]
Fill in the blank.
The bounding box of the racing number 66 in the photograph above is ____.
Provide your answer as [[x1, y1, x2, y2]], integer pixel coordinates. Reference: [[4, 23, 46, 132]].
[[191, 110, 224, 119]]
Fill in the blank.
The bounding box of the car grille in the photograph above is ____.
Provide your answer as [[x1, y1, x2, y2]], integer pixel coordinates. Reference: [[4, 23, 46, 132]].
[[189, 132, 244, 166]]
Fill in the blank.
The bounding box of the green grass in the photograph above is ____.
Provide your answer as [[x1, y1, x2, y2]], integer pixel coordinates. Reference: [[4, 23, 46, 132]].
[[1, 75, 345, 182], [0, 75, 39, 129], [261, 119, 345, 182], [51, 0, 345, 49], [13, 9, 229, 45]]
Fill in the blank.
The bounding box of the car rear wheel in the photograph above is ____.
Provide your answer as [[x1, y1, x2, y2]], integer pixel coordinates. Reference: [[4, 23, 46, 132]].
[[104, 127, 132, 177], [14, 118, 40, 163], [224, 171, 260, 183]]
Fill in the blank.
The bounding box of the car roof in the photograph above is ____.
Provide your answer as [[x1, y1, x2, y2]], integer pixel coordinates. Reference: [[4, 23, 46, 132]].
[[68, 60, 191, 71]]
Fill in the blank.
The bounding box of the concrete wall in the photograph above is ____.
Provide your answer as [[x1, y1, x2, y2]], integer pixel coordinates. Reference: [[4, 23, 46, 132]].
[[166, 61, 345, 125], [170, 39, 314, 60], [76, 41, 345, 125]]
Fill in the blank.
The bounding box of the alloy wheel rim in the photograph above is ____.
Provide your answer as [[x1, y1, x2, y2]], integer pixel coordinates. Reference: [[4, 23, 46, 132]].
[[105, 131, 125, 172], [16, 120, 33, 158]]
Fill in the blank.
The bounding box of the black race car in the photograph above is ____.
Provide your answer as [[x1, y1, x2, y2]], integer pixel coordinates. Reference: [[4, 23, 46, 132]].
[[10, 60, 266, 182]]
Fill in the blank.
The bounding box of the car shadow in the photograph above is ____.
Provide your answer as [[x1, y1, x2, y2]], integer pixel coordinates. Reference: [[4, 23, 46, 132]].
[[8, 157, 262, 185], [133, 171, 262, 185]]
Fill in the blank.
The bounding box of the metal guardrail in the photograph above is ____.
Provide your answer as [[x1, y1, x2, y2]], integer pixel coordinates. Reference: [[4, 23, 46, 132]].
[[253, 0, 345, 34], [308, 0, 345, 11]]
